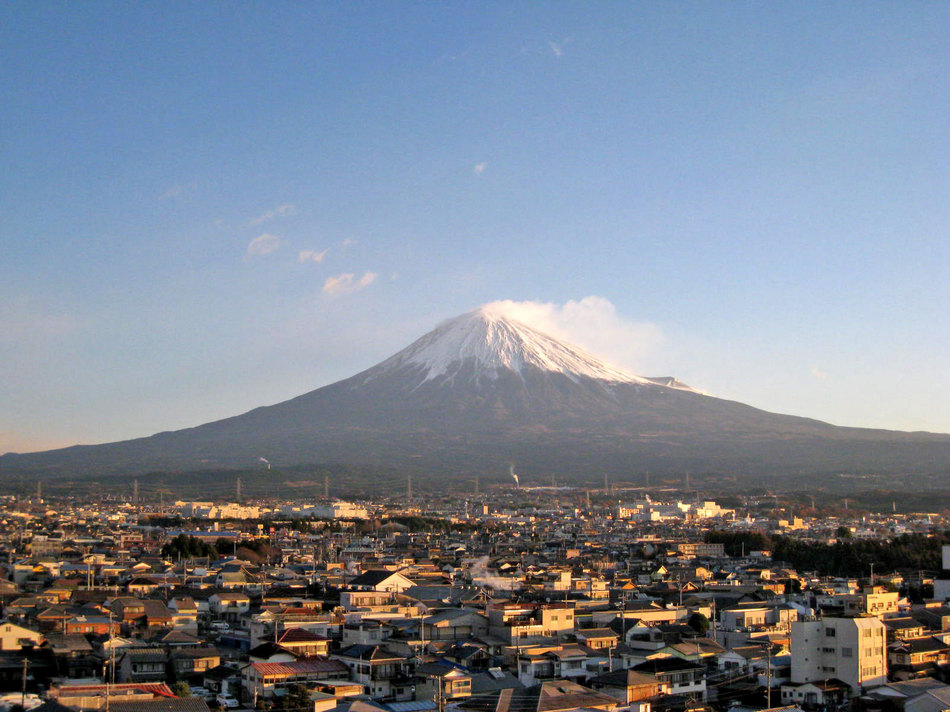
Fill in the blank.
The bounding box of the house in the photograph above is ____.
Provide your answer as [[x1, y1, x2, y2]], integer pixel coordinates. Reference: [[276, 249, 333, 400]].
[[242, 658, 349, 700], [168, 598, 199, 633], [577, 628, 620, 650], [422, 609, 489, 641], [65, 615, 119, 636], [208, 593, 250, 620], [345, 570, 416, 595], [487, 602, 575, 645], [332, 644, 414, 701], [888, 637, 950, 680], [44, 633, 99, 679], [415, 662, 473, 704], [456, 679, 619, 712], [171, 647, 221, 678], [0, 621, 44, 650], [780, 679, 849, 710], [589, 668, 669, 706], [514, 644, 591, 685], [118, 649, 169, 683], [274, 628, 331, 657], [631, 658, 707, 700]]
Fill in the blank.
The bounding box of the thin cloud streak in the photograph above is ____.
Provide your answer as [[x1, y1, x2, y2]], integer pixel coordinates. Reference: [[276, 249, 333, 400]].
[[247, 204, 296, 226], [244, 233, 282, 259], [323, 271, 377, 297], [298, 248, 329, 264]]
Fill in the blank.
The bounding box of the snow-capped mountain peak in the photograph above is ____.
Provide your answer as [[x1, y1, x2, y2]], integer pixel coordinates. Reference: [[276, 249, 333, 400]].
[[371, 304, 663, 386]]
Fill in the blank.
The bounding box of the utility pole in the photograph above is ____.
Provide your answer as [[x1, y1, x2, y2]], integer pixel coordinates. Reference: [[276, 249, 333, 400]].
[[21, 658, 27, 708], [435, 673, 445, 712]]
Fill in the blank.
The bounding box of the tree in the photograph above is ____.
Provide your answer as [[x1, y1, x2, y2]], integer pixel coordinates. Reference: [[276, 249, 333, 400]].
[[688, 612, 710, 634], [171, 682, 192, 698], [274, 684, 311, 711]]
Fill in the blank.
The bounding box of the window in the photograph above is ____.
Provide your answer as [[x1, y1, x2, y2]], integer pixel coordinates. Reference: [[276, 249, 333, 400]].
[[825, 627, 836, 637], [841, 648, 853, 657]]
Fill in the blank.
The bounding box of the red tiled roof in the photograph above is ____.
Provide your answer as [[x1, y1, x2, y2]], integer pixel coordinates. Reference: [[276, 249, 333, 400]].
[[54, 683, 175, 698], [250, 659, 348, 676]]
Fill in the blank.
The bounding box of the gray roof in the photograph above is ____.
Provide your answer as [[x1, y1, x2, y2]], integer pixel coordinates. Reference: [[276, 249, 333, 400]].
[[109, 699, 211, 712]]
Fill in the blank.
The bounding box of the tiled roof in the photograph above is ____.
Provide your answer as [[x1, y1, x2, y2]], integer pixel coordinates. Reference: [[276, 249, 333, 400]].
[[250, 658, 348, 676]]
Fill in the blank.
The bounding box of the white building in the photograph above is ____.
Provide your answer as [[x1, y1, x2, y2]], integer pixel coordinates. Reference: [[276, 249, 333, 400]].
[[791, 616, 887, 694]]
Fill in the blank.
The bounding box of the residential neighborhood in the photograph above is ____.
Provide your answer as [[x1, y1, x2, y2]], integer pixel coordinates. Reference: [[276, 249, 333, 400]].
[[0, 487, 946, 712]]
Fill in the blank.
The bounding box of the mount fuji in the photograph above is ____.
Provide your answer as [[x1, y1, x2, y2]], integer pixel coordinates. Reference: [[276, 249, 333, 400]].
[[3, 304, 949, 484]]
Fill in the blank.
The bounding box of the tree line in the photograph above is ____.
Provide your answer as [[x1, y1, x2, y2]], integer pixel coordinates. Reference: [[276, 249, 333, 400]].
[[704, 529, 950, 577]]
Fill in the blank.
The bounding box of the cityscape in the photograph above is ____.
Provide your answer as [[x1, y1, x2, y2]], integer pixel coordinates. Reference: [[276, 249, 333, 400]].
[[0, 481, 948, 712], [3, 5, 949, 712]]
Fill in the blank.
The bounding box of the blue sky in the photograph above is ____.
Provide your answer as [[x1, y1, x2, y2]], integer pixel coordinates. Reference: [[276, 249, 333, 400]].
[[2, 3, 948, 452]]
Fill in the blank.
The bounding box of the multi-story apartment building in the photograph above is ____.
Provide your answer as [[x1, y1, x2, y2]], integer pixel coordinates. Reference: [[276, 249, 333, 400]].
[[790, 616, 887, 694]]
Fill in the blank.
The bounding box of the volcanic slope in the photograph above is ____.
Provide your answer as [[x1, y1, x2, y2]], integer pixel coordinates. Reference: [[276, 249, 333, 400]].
[[4, 304, 949, 481]]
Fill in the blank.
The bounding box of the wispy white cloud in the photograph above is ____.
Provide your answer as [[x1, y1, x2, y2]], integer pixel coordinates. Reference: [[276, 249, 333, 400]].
[[244, 233, 282, 259], [810, 365, 828, 379], [323, 271, 377, 297], [341, 237, 356, 248], [298, 248, 329, 264], [479, 296, 663, 374], [248, 203, 296, 226], [159, 182, 197, 200], [548, 41, 564, 58], [473, 161, 488, 175]]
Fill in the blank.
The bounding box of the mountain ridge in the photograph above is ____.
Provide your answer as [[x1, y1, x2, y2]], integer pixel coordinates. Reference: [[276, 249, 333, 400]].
[[2, 305, 948, 482]]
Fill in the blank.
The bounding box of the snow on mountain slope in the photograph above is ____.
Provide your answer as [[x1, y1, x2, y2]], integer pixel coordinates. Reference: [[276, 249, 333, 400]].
[[368, 303, 692, 390]]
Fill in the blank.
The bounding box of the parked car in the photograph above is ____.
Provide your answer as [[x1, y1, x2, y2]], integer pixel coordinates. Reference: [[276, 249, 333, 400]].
[[216, 695, 239, 709]]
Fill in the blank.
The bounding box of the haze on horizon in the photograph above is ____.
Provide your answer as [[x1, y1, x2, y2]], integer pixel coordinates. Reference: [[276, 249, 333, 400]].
[[2, 4, 948, 454]]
